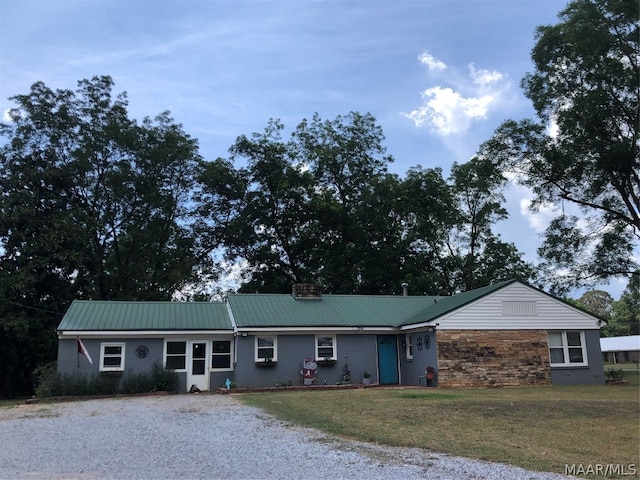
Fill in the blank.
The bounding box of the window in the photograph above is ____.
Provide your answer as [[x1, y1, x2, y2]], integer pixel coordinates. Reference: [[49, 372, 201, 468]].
[[255, 336, 277, 362], [316, 335, 336, 360], [405, 334, 413, 360], [548, 331, 587, 366], [100, 343, 125, 372], [165, 341, 187, 370], [211, 340, 232, 369]]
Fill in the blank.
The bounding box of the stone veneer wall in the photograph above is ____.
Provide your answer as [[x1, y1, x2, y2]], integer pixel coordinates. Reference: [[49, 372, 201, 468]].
[[436, 330, 552, 388]]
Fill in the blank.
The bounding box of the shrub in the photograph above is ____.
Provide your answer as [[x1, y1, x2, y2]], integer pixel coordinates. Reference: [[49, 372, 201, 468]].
[[33, 362, 179, 398], [605, 369, 625, 382]]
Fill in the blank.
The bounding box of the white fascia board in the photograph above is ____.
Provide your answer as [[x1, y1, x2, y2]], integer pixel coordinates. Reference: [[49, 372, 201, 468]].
[[58, 330, 234, 339], [399, 322, 437, 331], [235, 326, 398, 334]]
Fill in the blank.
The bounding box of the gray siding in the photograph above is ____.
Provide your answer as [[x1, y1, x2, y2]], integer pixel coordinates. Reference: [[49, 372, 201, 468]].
[[400, 331, 438, 386], [234, 334, 380, 388], [57, 338, 165, 376], [551, 330, 605, 385]]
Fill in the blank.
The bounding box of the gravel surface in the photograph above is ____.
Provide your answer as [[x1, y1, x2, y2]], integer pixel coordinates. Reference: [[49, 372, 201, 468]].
[[0, 394, 574, 480]]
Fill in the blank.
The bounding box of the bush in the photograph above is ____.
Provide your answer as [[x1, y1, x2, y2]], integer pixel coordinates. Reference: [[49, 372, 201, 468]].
[[33, 362, 179, 398], [605, 368, 625, 382]]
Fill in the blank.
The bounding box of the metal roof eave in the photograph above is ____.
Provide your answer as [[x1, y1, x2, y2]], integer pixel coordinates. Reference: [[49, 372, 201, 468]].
[[235, 326, 399, 333], [58, 329, 234, 339]]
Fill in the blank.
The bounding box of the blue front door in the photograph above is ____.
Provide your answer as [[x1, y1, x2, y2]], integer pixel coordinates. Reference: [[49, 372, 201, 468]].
[[377, 335, 399, 385]]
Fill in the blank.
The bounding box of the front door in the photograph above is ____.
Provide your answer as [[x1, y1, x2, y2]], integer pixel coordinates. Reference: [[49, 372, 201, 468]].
[[187, 341, 209, 392], [377, 335, 399, 384]]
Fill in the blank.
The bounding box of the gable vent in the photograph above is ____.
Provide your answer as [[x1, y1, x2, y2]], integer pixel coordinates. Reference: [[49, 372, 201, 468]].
[[502, 301, 537, 316], [292, 283, 322, 299]]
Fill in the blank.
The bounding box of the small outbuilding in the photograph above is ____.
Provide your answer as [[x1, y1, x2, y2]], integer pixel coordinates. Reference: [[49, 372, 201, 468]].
[[600, 335, 640, 365]]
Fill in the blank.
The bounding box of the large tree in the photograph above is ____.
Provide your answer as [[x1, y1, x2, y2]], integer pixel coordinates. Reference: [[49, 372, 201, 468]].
[[0, 76, 202, 396], [481, 0, 639, 294], [198, 113, 533, 296]]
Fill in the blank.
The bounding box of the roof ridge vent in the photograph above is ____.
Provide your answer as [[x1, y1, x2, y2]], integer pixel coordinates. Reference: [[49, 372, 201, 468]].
[[292, 283, 322, 300]]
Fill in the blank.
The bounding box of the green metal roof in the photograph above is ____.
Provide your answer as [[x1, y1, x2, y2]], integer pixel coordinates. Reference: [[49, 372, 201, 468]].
[[57, 300, 232, 331], [57, 280, 526, 332], [226, 293, 440, 328]]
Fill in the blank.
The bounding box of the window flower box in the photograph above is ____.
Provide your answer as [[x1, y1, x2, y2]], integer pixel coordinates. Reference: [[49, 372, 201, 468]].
[[316, 359, 337, 367], [255, 359, 277, 368]]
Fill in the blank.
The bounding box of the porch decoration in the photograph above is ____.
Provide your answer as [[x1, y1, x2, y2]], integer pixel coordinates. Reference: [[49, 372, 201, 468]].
[[301, 358, 317, 385]]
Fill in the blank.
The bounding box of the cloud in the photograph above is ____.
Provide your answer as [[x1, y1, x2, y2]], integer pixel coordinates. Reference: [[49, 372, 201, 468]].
[[418, 51, 446, 71], [2, 109, 13, 122], [404, 53, 510, 136], [519, 197, 559, 233]]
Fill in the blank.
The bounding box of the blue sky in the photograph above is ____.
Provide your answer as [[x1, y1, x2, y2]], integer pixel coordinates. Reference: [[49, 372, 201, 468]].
[[0, 0, 629, 299]]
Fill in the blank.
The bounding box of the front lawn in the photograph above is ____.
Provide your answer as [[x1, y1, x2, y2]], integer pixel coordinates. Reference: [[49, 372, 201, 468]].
[[239, 385, 639, 478]]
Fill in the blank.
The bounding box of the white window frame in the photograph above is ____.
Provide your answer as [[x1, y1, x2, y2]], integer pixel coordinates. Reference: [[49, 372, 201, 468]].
[[164, 340, 187, 371], [405, 334, 413, 360], [315, 335, 337, 361], [548, 331, 588, 367], [99, 342, 125, 372], [255, 336, 278, 362], [211, 339, 233, 371]]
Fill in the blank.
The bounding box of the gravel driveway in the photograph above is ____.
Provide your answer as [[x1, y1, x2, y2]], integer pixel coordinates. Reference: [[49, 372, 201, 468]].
[[0, 394, 573, 480]]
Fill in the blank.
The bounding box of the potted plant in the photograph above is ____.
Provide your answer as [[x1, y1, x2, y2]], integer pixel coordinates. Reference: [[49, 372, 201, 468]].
[[362, 371, 372, 385]]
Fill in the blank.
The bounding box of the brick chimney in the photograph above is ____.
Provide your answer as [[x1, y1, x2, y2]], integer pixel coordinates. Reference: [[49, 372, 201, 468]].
[[292, 284, 322, 299]]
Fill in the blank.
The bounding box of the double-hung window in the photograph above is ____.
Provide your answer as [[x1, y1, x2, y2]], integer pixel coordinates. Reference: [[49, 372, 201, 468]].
[[548, 331, 587, 367], [165, 341, 187, 370], [316, 335, 336, 360], [255, 336, 277, 362], [100, 343, 125, 372], [211, 340, 232, 369]]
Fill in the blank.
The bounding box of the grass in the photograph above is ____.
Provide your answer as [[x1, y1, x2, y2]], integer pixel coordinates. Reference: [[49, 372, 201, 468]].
[[239, 385, 640, 479]]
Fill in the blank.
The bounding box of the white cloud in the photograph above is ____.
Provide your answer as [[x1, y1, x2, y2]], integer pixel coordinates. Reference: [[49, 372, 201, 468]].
[[403, 86, 495, 135], [519, 197, 559, 233], [2, 109, 13, 122], [418, 51, 446, 71], [404, 54, 511, 136], [468, 64, 504, 87]]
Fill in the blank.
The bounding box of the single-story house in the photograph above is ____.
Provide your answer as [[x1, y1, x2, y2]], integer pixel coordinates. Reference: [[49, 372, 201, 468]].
[[600, 335, 640, 364], [56, 279, 606, 392]]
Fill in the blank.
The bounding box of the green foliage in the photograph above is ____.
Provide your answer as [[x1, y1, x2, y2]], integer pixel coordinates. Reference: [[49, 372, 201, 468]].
[[0, 76, 203, 396], [480, 0, 639, 294], [602, 275, 640, 336], [604, 368, 624, 382], [197, 113, 532, 295], [33, 361, 178, 398]]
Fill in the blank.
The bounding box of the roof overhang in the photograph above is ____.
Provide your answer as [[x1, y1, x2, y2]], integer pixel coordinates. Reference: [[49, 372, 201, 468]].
[[58, 329, 234, 339], [234, 326, 398, 334]]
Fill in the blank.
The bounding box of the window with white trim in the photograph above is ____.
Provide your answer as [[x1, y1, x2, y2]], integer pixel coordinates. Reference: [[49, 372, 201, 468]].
[[405, 334, 413, 360], [165, 341, 187, 370], [255, 336, 277, 362], [548, 331, 588, 366], [100, 343, 125, 372], [211, 340, 232, 369], [316, 335, 336, 360]]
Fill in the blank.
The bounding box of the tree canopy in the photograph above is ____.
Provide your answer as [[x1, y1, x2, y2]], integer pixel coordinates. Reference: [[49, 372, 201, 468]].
[[197, 112, 532, 296], [0, 76, 202, 395], [480, 0, 639, 294]]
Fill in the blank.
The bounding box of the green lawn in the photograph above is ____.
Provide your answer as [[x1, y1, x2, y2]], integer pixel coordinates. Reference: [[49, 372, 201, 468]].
[[239, 385, 640, 479]]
